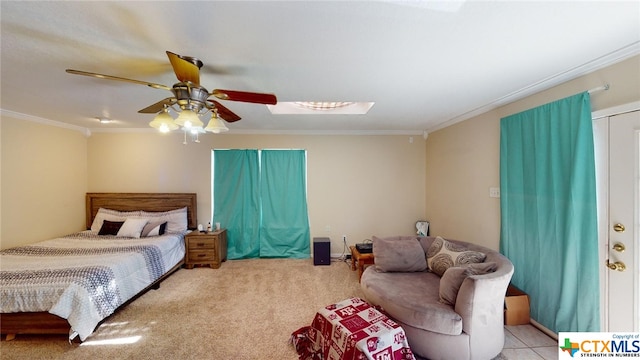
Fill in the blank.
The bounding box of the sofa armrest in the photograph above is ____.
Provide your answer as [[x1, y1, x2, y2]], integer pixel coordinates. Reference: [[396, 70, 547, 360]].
[[455, 258, 513, 360]]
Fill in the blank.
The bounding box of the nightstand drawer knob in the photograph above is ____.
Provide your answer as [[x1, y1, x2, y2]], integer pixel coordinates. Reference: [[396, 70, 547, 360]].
[[197, 254, 206, 258]]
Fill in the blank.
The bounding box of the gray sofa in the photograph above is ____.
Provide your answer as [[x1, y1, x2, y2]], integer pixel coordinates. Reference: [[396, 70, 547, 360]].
[[360, 235, 514, 360]]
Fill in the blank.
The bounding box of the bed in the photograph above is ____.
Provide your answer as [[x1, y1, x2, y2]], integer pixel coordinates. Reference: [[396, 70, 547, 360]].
[[0, 192, 197, 341]]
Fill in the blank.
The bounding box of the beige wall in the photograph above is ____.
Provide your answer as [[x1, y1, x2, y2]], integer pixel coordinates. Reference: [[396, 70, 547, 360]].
[[1, 117, 426, 254], [0, 117, 2, 247], [0, 115, 88, 249], [426, 55, 640, 251], [425, 110, 501, 249], [88, 132, 427, 255]]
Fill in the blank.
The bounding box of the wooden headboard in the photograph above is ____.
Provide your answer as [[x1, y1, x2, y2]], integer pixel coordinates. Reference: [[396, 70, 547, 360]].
[[86, 193, 198, 230]]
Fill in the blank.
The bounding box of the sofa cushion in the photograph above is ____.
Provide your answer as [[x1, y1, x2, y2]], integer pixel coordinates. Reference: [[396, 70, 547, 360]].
[[360, 269, 463, 335], [439, 262, 498, 306], [372, 236, 427, 272], [427, 236, 487, 276]]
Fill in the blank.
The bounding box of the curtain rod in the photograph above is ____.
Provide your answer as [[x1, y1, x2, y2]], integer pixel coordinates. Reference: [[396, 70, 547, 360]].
[[588, 84, 610, 94]]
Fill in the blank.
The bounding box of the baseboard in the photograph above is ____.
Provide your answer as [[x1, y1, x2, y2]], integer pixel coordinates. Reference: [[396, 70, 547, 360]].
[[529, 319, 557, 340]]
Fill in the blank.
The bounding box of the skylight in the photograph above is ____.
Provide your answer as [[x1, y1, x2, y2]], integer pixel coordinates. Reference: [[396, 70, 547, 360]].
[[267, 102, 375, 115]]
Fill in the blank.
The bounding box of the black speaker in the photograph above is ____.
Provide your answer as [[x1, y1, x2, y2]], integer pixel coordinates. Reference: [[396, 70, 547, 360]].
[[313, 237, 331, 266]]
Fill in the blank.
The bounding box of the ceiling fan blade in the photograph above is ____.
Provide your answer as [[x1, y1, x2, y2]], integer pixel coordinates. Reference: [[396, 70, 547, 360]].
[[65, 69, 170, 90], [138, 98, 177, 113], [208, 100, 242, 122], [212, 89, 277, 105], [166, 51, 201, 85]]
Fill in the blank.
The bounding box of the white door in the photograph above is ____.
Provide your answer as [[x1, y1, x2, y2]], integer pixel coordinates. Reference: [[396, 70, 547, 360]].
[[595, 110, 640, 332]]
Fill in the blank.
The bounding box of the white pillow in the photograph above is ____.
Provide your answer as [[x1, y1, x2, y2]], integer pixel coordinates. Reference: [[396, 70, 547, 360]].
[[116, 218, 149, 238], [91, 208, 142, 232], [141, 221, 168, 237], [426, 236, 487, 277], [139, 207, 188, 233]]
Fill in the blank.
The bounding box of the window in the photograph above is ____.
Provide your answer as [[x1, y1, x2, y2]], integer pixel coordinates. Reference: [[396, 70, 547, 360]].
[[212, 149, 310, 259]]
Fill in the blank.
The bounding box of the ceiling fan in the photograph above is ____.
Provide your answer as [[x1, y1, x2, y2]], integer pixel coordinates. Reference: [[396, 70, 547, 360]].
[[66, 51, 277, 133]]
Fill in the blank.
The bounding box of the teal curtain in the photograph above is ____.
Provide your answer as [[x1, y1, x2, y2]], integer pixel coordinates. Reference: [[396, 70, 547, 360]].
[[213, 149, 310, 259], [259, 150, 310, 258], [213, 150, 260, 259], [500, 92, 599, 332]]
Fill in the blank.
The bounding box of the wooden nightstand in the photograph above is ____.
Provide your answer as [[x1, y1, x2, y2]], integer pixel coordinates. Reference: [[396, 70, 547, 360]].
[[184, 229, 227, 269], [350, 245, 374, 281]]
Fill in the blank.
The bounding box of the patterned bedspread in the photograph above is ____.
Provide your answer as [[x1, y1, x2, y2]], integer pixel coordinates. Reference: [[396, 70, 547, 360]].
[[0, 231, 185, 341]]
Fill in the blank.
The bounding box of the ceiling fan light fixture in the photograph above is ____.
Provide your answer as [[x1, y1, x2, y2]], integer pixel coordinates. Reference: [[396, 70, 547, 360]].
[[175, 109, 203, 128], [149, 109, 178, 132], [190, 126, 205, 134], [204, 113, 229, 133], [67, 51, 277, 142]]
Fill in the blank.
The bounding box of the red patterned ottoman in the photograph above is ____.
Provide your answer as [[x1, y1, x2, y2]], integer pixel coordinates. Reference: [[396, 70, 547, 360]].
[[291, 297, 415, 360]]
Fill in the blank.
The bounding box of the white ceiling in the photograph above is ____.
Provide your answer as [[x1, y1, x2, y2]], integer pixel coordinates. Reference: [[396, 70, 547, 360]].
[[1, 1, 639, 135]]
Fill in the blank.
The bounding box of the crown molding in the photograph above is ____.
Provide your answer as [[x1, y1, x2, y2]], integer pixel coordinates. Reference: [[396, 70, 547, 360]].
[[227, 129, 424, 136], [0, 109, 92, 137], [1, 109, 423, 136], [90, 128, 424, 136], [90, 127, 156, 133], [427, 42, 640, 133]]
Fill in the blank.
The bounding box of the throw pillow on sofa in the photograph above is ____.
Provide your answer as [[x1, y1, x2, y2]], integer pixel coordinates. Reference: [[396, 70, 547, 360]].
[[426, 236, 486, 276], [439, 262, 497, 306], [372, 236, 427, 272]]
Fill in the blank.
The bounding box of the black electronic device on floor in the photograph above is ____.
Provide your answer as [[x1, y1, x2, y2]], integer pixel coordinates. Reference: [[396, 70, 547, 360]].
[[313, 237, 331, 265]]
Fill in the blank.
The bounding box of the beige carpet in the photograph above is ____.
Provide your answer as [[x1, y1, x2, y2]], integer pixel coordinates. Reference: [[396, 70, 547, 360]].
[[1, 258, 508, 360], [1, 258, 366, 359]]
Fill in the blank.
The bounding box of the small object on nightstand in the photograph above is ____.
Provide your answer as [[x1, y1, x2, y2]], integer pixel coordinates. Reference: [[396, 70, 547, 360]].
[[416, 220, 429, 236], [184, 229, 227, 269], [355, 242, 372, 253], [206, 222, 212, 233]]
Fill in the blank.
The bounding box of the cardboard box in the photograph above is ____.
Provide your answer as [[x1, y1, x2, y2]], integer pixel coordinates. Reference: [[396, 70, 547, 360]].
[[504, 284, 530, 325]]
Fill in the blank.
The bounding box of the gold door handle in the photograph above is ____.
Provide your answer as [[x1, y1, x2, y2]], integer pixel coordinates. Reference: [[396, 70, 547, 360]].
[[613, 223, 625, 233], [606, 260, 626, 272], [612, 243, 625, 252]]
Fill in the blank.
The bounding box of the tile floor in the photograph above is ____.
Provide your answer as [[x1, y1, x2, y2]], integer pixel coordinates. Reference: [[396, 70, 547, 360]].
[[503, 324, 558, 359]]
